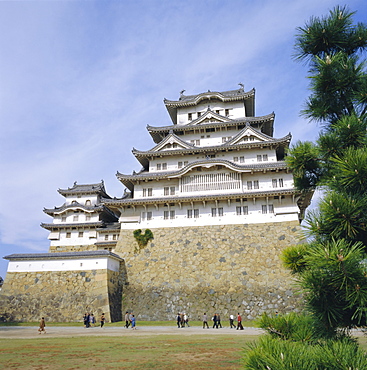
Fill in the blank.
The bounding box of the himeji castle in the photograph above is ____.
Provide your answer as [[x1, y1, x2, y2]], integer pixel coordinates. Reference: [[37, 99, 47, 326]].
[[1, 85, 312, 322]]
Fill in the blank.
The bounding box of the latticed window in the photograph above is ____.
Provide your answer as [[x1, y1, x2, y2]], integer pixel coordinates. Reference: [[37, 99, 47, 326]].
[[243, 205, 248, 215], [279, 178, 284, 187], [247, 181, 253, 190], [262, 205, 267, 214], [164, 211, 169, 220], [78, 232, 83, 238], [181, 172, 241, 192], [147, 212, 152, 220], [187, 209, 192, 218], [170, 187, 175, 195], [218, 207, 223, 217], [164, 187, 169, 196], [170, 210, 175, 219], [269, 204, 274, 213], [240, 156, 245, 163], [272, 179, 278, 188], [254, 180, 259, 189], [236, 206, 241, 215], [257, 155, 262, 162], [148, 188, 153, 196], [178, 161, 183, 168], [194, 209, 199, 218], [157, 163, 161, 170], [263, 154, 268, 161], [211, 208, 217, 217], [162, 163, 167, 170]]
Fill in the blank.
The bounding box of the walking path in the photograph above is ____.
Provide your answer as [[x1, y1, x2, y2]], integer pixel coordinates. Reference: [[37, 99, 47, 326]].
[[0, 325, 264, 339]]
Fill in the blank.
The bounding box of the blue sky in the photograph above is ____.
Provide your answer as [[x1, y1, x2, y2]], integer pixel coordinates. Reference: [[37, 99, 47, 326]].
[[0, 0, 366, 279]]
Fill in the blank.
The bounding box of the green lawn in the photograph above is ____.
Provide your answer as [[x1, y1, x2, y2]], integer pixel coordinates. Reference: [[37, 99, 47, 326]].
[[0, 334, 258, 369]]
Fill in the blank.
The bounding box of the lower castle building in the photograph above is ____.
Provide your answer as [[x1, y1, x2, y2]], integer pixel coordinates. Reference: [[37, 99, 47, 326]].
[[0, 86, 312, 322]]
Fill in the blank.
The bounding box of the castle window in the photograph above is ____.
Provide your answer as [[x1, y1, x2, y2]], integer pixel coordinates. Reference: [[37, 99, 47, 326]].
[[244, 136, 249, 141], [240, 156, 245, 163], [143, 189, 146, 197], [147, 212, 152, 221], [184, 161, 188, 166], [173, 143, 177, 148], [170, 187, 175, 195], [269, 204, 274, 213], [236, 206, 248, 215], [178, 161, 183, 168], [66, 232, 71, 238], [211, 208, 217, 217], [218, 207, 223, 217], [73, 215, 79, 222], [78, 231, 83, 238], [162, 163, 167, 170], [272, 179, 278, 188], [194, 209, 199, 218], [188, 113, 192, 121], [216, 110, 220, 114], [247, 181, 253, 190], [222, 137, 227, 143], [164, 211, 169, 220], [86, 215, 91, 221], [233, 157, 238, 162], [197, 112, 201, 118], [85, 200, 91, 206], [279, 178, 284, 187], [157, 163, 161, 170], [225, 109, 229, 117], [254, 180, 259, 189], [195, 140, 200, 146], [250, 136, 255, 141], [263, 154, 268, 161], [257, 155, 262, 162], [164, 187, 169, 196], [72, 200, 77, 204], [148, 188, 153, 196], [105, 235, 109, 240], [62, 216, 66, 222], [262, 205, 268, 214], [187, 209, 192, 218], [170, 210, 175, 219]]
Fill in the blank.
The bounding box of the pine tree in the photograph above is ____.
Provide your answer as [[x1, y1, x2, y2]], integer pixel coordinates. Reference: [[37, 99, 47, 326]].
[[283, 6, 367, 336]]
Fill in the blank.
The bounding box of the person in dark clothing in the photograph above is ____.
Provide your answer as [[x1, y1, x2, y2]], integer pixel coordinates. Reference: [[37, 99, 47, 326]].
[[176, 313, 181, 328], [217, 313, 222, 328], [100, 313, 105, 328], [213, 313, 218, 328]]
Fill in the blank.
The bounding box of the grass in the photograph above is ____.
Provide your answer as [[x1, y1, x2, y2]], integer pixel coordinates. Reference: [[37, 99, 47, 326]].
[[0, 334, 258, 369]]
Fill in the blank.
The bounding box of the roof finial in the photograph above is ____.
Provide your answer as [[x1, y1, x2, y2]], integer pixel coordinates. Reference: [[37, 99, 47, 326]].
[[238, 83, 244, 90], [180, 89, 185, 96]]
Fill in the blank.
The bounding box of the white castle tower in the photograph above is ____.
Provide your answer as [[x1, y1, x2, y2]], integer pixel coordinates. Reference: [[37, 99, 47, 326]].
[[102, 86, 310, 228]]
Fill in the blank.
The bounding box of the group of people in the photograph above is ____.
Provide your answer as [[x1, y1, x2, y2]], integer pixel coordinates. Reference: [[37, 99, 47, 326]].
[[83, 312, 106, 328], [176, 312, 190, 328], [202, 312, 244, 329], [124, 311, 136, 329]]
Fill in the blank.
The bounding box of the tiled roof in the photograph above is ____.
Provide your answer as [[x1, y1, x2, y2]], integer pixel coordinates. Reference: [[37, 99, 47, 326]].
[[3, 250, 124, 261], [40, 221, 104, 230], [58, 181, 111, 198], [43, 203, 106, 215]]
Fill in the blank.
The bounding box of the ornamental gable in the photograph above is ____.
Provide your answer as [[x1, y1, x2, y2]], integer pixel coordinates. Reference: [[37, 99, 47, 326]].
[[186, 109, 229, 126], [146, 133, 194, 153], [226, 125, 272, 146]]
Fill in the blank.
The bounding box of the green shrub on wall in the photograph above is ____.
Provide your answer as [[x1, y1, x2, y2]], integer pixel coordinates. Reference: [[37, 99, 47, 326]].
[[133, 229, 153, 253]]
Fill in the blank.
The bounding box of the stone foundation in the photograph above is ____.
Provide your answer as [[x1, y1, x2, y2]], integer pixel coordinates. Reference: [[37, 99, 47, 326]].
[[115, 221, 304, 320], [0, 266, 125, 323]]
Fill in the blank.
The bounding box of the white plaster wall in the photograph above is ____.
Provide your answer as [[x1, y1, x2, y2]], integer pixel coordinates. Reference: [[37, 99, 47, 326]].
[[65, 194, 99, 206], [177, 101, 245, 125], [119, 195, 300, 229], [6, 256, 121, 273]]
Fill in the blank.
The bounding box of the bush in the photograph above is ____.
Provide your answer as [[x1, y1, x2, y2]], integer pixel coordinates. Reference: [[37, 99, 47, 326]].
[[244, 336, 367, 369]]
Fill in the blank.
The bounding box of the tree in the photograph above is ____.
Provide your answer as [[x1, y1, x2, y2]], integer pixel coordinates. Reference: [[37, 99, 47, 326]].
[[283, 6, 367, 337]]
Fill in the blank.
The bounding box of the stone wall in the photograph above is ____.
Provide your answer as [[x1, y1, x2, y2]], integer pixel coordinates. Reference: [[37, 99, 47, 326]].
[[115, 221, 304, 321], [0, 265, 125, 323]]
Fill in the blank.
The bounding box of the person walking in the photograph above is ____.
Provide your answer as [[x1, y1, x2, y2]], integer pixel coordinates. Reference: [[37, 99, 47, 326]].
[[125, 311, 130, 328], [38, 317, 46, 334], [213, 313, 218, 329], [202, 313, 209, 328], [131, 315, 136, 330], [217, 313, 222, 328], [176, 313, 181, 328], [229, 314, 236, 328], [184, 313, 190, 327], [83, 313, 88, 328], [237, 312, 244, 330], [100, 313, 105, 328]]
